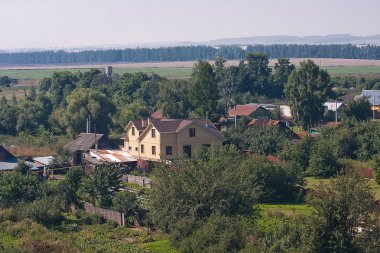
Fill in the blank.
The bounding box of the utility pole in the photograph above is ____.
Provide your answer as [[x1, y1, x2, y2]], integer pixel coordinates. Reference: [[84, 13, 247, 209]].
[[373, 95, 376, 120], [335, 99, 338, 123]]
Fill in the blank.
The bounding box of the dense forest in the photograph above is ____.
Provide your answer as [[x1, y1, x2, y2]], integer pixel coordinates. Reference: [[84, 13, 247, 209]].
[[0, 44, 380, 65]]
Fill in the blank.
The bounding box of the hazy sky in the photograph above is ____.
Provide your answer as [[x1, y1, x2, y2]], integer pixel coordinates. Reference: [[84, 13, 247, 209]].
[[0, 0, 379, 49]]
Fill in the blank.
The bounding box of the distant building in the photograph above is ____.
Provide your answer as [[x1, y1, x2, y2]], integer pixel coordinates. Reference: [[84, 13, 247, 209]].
[[122, 118, 224, 162], [323, 101, 346, 119], [0, 145, 17, 171], [219, 104, 271, 130], [63, 133, 118, 165], [356, 90, 380, 118], [105, 66, 112, 77]]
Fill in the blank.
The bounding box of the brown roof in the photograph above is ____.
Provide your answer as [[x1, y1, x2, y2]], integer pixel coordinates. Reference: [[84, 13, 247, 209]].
[[150, 109, 163, 120], [63, 133, 117, 153], [131, 120, 146, 132], [227, 105, 262, 117], [248, 119, 282, 127], [326, 122, 342, 127], [138, 118, 224, 140]]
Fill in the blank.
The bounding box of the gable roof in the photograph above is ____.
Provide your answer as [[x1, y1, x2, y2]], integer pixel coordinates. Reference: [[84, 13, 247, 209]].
[[137, 118, 224, 140], [150, 109, 163, 120], [0, 145, 16, 161], [0, 145, 17, 171], [227, 105, 263, 117], [359, 90, 380, 106], [64, 133, 106, 153]]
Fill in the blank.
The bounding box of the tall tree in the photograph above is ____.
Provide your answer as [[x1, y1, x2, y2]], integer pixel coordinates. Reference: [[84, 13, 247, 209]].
[[190, 61, 218, 118], [272, 58, 295, 98], [343, 97, 372, 121], [159, 79, 191, 119], [79, 165, 121, 208], [304, 171, 379, 252], [64, 88, 116, 136], [285, 60, 332, 129], [245, 53, 271, 95]]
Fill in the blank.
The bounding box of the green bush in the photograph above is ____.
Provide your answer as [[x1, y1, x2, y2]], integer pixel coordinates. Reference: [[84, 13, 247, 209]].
[[17, 197, 64, 227], [75, 210, 106, 225]]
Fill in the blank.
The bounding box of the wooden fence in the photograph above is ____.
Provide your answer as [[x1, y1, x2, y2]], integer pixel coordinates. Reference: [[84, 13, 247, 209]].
[[83, 203, 126, 226]]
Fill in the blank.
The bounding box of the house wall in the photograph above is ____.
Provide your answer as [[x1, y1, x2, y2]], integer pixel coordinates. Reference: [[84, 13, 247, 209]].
[[251, 108, 271, 119], [176, 123, 222, 159], [160, 133, 178, 160], [137, 125, 161, 161], [124, 123, 141, 157]]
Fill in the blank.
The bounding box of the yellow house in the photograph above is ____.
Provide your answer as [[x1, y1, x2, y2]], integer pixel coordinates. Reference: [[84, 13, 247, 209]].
[[122, 118, 224, 161]]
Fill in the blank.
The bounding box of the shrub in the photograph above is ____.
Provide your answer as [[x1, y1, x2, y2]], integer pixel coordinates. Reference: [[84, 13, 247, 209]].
[[19, 197, 64, 227], [75, 210, 106, 225]]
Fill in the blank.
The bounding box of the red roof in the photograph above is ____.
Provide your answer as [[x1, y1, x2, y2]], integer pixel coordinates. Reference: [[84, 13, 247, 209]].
[[150, 109, 163, 120], [326, 122, 342, 127], [227, 105, 262, 117]]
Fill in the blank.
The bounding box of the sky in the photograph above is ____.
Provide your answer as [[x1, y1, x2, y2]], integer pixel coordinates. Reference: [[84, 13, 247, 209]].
[[0, 0, 379, 50]]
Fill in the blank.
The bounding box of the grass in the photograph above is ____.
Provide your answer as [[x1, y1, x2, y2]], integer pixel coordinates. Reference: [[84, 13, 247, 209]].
[[0, 211, 175, 253], [259, 203, 314, 216], [2, 65, 380, 81], [322, 66, 380, 75], [0, 67, 193, 80], [140, 239, 178, 253]]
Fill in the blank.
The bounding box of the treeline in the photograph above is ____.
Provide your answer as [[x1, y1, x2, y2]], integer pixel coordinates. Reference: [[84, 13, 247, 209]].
[[1, 44, 380, 65]]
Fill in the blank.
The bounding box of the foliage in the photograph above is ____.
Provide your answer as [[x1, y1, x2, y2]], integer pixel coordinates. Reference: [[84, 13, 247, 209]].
[[343, 97, 373, 122], [280, 136, 315, 172], [285, 60, 332, 129], [16, 197, 64, 227], [307, 140, 340, 178], [79, 165, 122, 208], [243, 125, 293, 155], [0, 173, 40, 207], [149, 145, 258, 231], [190, 61, 218, 118], [304, 171, 379, 252], [271, 58, 295, 98], [171, 215, 247, 253], [370, 155, 380, 185], [64, 88, 116, 136], [159, 79, 191, 119], [13, 161, 31, 175], [112, 191, 139, 218]]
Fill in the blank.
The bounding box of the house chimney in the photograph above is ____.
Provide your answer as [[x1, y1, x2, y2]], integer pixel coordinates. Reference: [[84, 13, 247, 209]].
[[142, 118, 147, 128]]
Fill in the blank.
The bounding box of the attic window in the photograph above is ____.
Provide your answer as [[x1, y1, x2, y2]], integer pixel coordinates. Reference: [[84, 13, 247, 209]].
[[151, 129, 156, 138], [189, 128, 196, 137], [132, 127, 135, 136]]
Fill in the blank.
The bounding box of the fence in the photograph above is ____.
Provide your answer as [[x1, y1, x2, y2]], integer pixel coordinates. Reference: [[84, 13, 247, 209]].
[[84, 203, 125, 226], [122, 175, 152, 188]]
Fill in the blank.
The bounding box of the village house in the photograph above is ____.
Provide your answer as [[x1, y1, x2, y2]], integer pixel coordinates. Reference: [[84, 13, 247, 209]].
[[218, 104, 271, 130], [122, 118, 224, 162], [63, 133, 118, 165], [323, 101, 346, 120], [356, 90, 380, 119]]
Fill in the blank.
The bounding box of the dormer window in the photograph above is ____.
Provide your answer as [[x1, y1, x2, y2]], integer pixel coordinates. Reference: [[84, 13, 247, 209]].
[[189, 128, 196, 137], [132, 127, 135, 136], [151, 129, 156, 138]]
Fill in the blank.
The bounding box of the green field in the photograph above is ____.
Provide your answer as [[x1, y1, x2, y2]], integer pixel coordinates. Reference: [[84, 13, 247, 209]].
[[1, 65, 380, 80], [322, 66, 380, 75], [0, 67, 193, 80]]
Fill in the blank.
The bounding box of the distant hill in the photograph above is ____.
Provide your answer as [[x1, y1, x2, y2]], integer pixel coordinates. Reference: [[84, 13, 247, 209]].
[[209, 34, 380, 46]]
